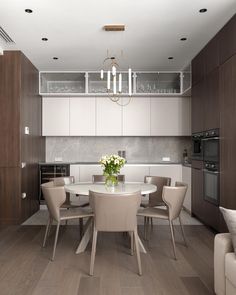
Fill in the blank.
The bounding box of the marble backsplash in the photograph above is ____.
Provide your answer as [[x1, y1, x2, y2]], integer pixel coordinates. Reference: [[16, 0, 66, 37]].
[[46, 136, 192, 163]]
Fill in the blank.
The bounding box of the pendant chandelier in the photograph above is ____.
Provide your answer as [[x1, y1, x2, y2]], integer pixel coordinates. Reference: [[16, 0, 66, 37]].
[[100, 55, 132, 106]]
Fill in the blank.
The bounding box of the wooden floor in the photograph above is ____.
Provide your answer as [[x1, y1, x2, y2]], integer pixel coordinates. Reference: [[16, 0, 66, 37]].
[[0, 224, 215, 295]]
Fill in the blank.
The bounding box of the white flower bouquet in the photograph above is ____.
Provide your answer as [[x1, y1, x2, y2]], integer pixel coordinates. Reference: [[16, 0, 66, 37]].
[[99, 154, 126, 186]]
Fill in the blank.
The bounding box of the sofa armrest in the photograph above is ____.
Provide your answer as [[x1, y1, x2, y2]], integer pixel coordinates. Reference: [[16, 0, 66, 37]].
[[214, 233, 234, 295]]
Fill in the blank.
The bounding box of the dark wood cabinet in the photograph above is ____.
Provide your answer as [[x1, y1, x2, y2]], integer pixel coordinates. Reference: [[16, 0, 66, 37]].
[[205, 34, 219, 74], [191, 80, 205, 133], [204, 68, 220, 130], [0, 51, 45, 224], [192, 50, 206, 86], [220, 54, 236, 211], [219, 14, 236, 65], [191, 161, 204, 220]]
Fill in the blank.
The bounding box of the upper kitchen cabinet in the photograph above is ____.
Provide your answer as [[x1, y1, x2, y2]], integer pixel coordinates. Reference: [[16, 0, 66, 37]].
[[205, 68, 220, 129], [219, 14, 236, 65], [191, 80, 206, 133], [135, 72, 181, 94], [96, 97, 122, 136], [192, 50, 206, 86], [122, 97, 150, 136], [151, 97, 191, 136], [70, 97, 96, 136], [40, 72, 86, 94], [42, 97, 70, 136], [205, 34, 220, 74]]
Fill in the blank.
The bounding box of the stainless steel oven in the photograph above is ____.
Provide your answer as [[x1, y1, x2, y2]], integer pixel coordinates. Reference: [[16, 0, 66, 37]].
[[202, 129, 219, 163], [192, 132, 204, 160], [203, 162, 219, 205]]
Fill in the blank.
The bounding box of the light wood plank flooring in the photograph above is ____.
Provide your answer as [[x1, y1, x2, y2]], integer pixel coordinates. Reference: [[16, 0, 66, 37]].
[[0, 225, 215, 295]]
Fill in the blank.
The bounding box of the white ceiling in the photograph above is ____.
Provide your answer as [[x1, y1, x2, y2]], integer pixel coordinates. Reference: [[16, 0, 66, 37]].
[[0, 0, 236, 71]]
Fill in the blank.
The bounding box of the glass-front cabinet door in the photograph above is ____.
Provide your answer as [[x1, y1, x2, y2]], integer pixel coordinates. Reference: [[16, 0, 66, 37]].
[[136, 72, 181, 94], [40, 72, 86, 94]]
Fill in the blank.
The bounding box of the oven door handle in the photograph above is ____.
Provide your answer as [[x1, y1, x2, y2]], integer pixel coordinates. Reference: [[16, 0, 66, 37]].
[[202, 137, 219, 141], [203, 169, 219, 174]]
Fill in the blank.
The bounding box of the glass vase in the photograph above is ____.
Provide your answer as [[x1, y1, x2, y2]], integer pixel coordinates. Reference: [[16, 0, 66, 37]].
[[105, 174, 118, 187]]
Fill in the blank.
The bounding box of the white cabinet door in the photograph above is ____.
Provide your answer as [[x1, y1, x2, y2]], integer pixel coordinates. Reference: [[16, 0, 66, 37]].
[[182, 166, 191, 212], [151, 97, 191, 136], [120, 165, 150, 182], [123, 97, 150, 136], [42, 97, 70, 136], [79, 165, 103, 182], [149, 165, 182, 186], [70, 165, 80, 182], [70, 97, 96, 136], [96, 97, 122, 136]]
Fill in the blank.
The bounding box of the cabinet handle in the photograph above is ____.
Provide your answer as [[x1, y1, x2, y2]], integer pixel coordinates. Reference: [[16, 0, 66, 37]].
[[22, 193, 27, 199]]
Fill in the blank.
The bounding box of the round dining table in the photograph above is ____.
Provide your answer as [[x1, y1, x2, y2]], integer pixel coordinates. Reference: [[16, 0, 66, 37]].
[[64, 182, 157, 254], [65, 181, 157, 196]]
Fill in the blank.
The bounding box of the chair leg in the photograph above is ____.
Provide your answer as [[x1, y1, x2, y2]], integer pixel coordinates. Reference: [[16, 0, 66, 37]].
[[51, 222, 60, 261], [179, 215, 187, 247], [169, 220, 177, 260], [43, 216, 51, 247], [134, 229, 142, 276], [130, 231, 134, 256], [79, 218, 84, 238], [90, 227, 98, 276], [144, 217, 146, 239], [151, 217, 153, 229]]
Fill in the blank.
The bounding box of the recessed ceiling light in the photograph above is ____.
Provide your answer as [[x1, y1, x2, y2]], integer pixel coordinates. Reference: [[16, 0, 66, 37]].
[[53, 57, 58, 60], [42, 38, 48, 41], [168, 57, 174, 60], [25, 9, 33, 13], [180, 37, 187, 41], [199, 8, 207, 13]]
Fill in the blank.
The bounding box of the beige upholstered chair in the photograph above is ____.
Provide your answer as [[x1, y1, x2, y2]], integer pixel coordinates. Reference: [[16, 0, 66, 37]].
[[49, 176, 78, 208], [138, 182, 188, 260], [142, 176, 171, 234], [92, 174, 125, 183], [41, 181, 93, 261], [89, 190, 142, 276]]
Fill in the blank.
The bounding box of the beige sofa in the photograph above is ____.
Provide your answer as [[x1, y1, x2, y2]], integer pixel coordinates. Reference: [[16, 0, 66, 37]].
[[214, 233, 236, 295]]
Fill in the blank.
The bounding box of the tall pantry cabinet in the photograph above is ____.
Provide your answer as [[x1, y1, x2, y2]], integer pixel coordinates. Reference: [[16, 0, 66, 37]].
[[0, 51, 45, 224]]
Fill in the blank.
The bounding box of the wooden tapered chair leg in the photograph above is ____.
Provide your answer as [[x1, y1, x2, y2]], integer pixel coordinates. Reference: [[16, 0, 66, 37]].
[[90, 227, 98, 276], [134, 229, 142, 276], [169, 220, 177, 260], [51, 222, 60, 261], [179, 215, 187, 247]]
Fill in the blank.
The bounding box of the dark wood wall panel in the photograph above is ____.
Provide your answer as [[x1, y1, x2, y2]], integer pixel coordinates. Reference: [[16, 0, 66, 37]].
[[0, 52, 21, 167], [0, 51, 45, 224], [0, 168, 20, 224]]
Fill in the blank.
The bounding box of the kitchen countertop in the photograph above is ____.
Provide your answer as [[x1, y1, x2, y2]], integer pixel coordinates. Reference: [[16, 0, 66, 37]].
[[39, 162, 187, 166]]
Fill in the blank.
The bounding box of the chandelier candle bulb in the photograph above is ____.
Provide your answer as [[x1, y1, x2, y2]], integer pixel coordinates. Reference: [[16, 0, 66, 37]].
[[128, 68, 132, 96], [100, 69, 104, 79], [107, 70, 111, 89], [119, 73, 122, 93], [112, 65, 116, 76], [113, 75, 117, 94]]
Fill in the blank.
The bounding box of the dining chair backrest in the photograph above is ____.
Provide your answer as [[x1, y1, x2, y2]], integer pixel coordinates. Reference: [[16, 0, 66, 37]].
[[162, 184, 188, 221], [89, 190, 141, 232], [50, 176, 75, 186], [41, 181, 66, 222], [144, 176, 171, 207], [92, 175, 125, 183]]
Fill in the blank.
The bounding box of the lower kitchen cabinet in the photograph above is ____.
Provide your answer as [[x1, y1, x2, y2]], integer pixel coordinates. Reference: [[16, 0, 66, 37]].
[[182, 165, 191, 213], [149, 165, 182, 186], [191, 161, 205, 220], [120, 165, 150, 182], [79, 165, 103, 182]]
